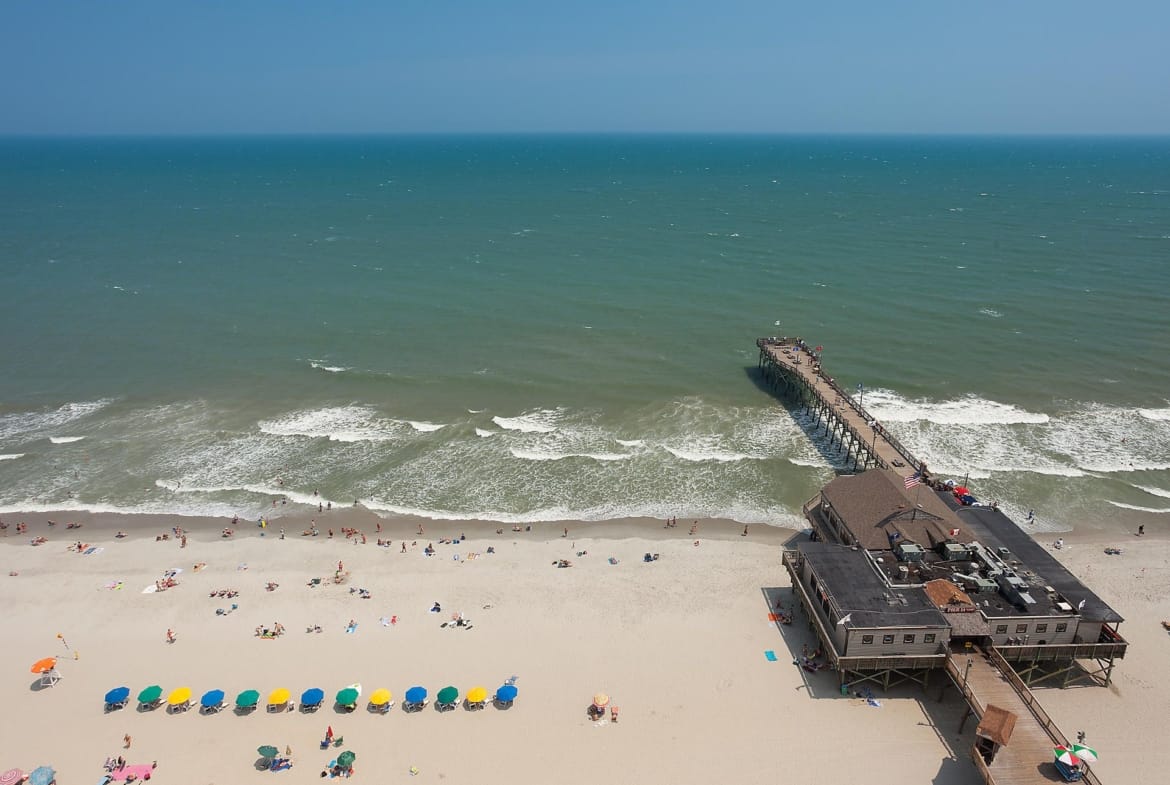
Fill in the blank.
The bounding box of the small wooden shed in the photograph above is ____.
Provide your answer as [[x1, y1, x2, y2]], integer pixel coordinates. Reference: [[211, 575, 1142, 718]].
[[975, 704, 1018, 763]]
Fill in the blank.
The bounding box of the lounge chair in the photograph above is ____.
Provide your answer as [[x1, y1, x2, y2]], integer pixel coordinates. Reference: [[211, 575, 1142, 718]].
[[436, 699, 458, 712], [369, 699, 394, 714], [402, 699, 428, 713]]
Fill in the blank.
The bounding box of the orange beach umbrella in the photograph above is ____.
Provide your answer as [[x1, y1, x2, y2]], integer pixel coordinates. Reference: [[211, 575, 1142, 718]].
[[30, 657, 57, 674]]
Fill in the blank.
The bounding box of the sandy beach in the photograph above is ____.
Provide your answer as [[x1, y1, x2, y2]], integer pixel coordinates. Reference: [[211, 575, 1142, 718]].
[[1, 509, 1166, 784]]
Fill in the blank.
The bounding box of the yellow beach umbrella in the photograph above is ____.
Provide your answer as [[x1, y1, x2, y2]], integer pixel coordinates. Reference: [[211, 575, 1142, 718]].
[[369, 688, 392, 706], [167, 686, 192, 706], [268, 687, 290, 705], [467, 686, 488, 704], [592, 692, 609, 708]]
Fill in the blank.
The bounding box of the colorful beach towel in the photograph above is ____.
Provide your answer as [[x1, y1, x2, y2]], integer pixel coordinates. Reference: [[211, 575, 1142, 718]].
[[111, 764, 154, 781], [764, 650, 778, 662]]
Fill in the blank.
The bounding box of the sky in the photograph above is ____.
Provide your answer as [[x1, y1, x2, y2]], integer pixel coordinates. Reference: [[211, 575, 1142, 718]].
[[2, 1, 1168, 135]]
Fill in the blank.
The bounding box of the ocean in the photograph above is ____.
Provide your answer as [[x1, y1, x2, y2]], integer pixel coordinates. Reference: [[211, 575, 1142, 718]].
[[2, 135, 1169, 531]]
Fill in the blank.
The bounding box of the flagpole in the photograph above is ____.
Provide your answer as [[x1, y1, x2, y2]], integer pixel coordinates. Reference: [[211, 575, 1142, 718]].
[[911, 476, 923, 521]]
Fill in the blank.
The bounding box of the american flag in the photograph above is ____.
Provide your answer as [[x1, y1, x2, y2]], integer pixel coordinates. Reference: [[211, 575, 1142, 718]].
[[904, 472, 921, 490]]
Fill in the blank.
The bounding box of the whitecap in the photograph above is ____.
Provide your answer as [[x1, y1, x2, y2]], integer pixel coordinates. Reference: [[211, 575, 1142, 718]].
[[0, 453, 25, 461], [258, 406, 401, 442], [474, 428, 496, 438], [0, 399, 113, 441], [309, 361, 350, 373], [405, 421, 445, 433], [616, 439, 644, 447], [661, 445, 754, 463], [1105, 501, 1170, 514], [1135, 484, 1170, 500], [863, 390, 1049, 425], [1138, 407, 1170, 421], [979, 308, 1003, 318], [510, 449, 630, 462], [49, 436, 86, 444], [492, 411, 559, 433]]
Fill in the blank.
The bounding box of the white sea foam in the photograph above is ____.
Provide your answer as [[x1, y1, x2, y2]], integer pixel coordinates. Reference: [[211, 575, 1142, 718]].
[[0, 453, 24, 461], [510, 449, 631, 462], [616, 439, 644, 447], [467, 409, 485, 414], [979, 308, 1003, 318], [309, 361, 350, 373], [258, 406, 401, 443], [474, 428, 496, 438], [1135, 484, 1170, 500], [864, 390, 1049, 425], [1138, 407, 1170, 421], [662, 445, 755, 463], [49, 436, 86, 444], [404, 421, 445, 433], [1106, 501, 1170, 514], [492, 410, 559, 433], [0, 398, 112, 440]]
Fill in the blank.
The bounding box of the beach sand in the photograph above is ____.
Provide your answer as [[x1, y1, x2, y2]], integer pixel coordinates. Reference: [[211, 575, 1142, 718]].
[[1, 509, 1165, 784]]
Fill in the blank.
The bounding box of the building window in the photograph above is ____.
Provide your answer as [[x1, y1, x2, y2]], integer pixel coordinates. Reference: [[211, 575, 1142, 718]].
[[903, 634, 915, 644], [924, 633, 936, 643], [1035, 624, 1048, 633], [995, 625, 1008, 635], [1056, 622, 1068, 633], [862, 635, 873, 645], [882, 634, 895, 645], [1015, 624, 1028, 634]]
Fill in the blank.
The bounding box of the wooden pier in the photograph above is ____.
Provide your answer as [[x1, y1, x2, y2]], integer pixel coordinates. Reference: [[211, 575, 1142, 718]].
[[756, 337, 924, 476]]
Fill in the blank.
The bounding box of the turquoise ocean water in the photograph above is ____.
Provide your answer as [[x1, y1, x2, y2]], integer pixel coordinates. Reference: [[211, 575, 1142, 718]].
[[2, 135, 1169, 531]]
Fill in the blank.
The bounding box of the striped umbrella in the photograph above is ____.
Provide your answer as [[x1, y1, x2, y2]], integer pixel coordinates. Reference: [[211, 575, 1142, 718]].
[[0, 769, 23, 785], [1072, 744, 1099, 763], [1054, 746, 1082, 766]]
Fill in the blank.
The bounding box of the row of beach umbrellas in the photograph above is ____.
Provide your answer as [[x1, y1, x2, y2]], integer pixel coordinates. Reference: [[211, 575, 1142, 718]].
[[0, 766, 55, 785], [105, 683, 519, 711]]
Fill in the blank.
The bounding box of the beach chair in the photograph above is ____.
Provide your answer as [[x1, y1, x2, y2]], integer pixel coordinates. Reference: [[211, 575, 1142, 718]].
[[402, 699, 428, 713]]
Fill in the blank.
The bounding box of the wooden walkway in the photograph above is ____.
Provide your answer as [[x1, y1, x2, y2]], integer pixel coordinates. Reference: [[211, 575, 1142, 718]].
[[945, 650, 1101, 785], [757, 337, 923, 478]]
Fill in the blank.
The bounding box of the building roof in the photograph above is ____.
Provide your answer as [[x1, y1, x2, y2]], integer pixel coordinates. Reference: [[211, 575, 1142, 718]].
[[942, 498, 1124, 624], [976, 704, 1018, 746], [820, 469, 973, 551], [923, 579, 976, 612], [797, 542, 948, 630]]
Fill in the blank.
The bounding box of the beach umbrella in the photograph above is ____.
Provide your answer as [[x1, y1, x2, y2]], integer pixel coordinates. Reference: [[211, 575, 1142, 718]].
[[467, 686, 488, 704], [437, 686, 459, 705], [0, 769, 22, 785], [592, 692, 609, 708], [1072, 744, 1099, 763], [336, 687, 359, 706], [138, 685, 163, 704], [405, 686, 427, 704], [257, 745, 279, 760], [167, 686, 192, 706], [267, 688, 290, 705], [496, 684, 518, 702], [236, 689, 260, 708], [200, 689, 225, 709], [369, 688, 392, 706], [105, 686, 130, 705], [1054, 746, 1082, 766], [337, 751, 356, 769], [29, 657, 56, 674], [301, 687, 324, 705], [27, 767, 55, 785], [953, 486, 970, 497]]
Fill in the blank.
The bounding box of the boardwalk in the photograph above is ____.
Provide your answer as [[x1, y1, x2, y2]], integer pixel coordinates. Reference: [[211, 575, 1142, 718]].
[[945, 649, 1101, 785], [757, 337, 923, 478]]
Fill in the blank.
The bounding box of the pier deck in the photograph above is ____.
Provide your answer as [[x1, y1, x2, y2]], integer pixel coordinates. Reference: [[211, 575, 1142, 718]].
[[756, 337, 923, 477]]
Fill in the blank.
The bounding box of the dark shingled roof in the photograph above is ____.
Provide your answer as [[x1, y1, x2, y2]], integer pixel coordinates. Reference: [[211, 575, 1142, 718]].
[[977, 704, 1018, 746], [797, 542, 949, 630], [820, 469, 973, 551]]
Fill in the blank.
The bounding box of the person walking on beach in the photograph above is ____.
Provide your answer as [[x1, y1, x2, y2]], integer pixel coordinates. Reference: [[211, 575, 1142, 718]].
[[1138, 525, 1145, 536], [166, 628, 175, 643], [124, 733, 132, 749], [690, 522, 697, 536], [742, 525, 749, 536]]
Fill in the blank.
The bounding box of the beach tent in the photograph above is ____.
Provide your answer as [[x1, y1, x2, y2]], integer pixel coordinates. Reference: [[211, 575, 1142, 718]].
[[200, 689, 226, 713], [30, 658, 60, 687], [104, 686, 130, 711]]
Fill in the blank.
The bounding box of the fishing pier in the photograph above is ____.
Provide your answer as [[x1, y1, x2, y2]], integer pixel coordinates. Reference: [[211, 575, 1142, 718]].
[[756, 337, 923, 476], [761, 336, 1124, 785]]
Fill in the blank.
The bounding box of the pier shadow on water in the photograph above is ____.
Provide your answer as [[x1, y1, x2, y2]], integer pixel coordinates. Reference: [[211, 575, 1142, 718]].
[[743, 365, 858, 475]]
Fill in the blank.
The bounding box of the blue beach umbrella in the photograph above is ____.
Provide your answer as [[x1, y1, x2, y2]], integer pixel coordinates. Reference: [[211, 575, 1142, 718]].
[[200, 689, 225, 709], [105, 686, 130, 704], [405, 686, 427, 704], [301, 687, 324, 706], [28, 767, 56, 785], [496, 684, 518, 702]]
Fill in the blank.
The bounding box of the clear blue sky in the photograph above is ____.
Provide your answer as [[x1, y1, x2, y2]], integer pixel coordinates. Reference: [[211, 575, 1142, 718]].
[[3, 1, 1168, 135]]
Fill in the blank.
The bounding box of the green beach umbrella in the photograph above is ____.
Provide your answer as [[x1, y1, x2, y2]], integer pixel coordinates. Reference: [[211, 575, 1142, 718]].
[[236, 689, 260, 708], [138, 685, 163, 704], [257, 745, 279, 759], [337, 751, 356, 769], [437, 686, 459, 705], [335, 687, 359, 706], [1072, 744, 1098, 763]]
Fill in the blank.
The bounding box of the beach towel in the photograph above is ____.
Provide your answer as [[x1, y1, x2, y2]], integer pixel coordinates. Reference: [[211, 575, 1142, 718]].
[[867, 698, 882, 708], [607, 557, 619, 565], [84, 546, 104, 555], [345, 623, 358, 634], [110, 764, 153, 781], [764, 650, 777, 662]]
